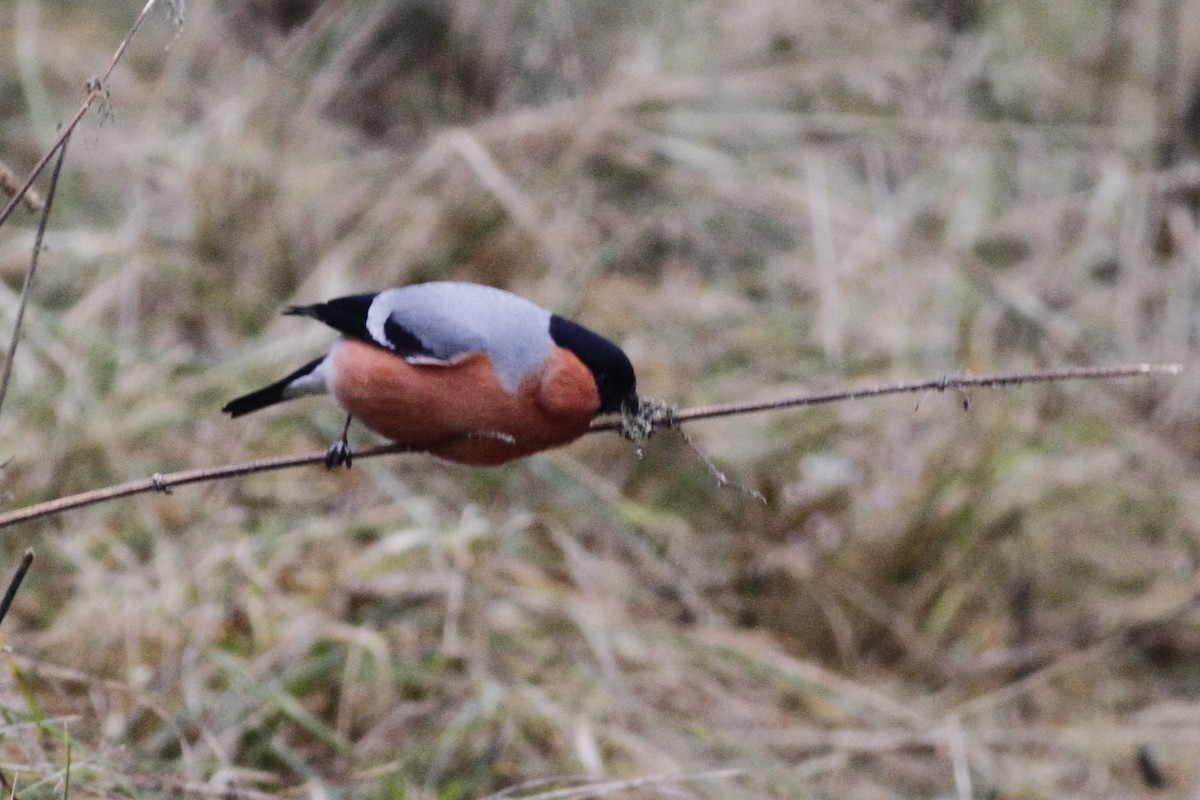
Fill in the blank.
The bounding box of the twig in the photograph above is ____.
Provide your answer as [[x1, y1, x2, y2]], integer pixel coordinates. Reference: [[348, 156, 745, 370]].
[[592, 363, 1183, 433], [0, 161, 43, 212], [0, 444, 420, 529], [0, 548, 33, 798], [0, 0, 162, 231], [0, 363, 1180, 530], [0, 550, 34, 628], [0, 132, 71, 419]]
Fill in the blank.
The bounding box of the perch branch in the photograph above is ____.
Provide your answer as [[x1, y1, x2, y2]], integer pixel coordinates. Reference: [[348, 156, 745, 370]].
[[0, 363, 1180, 530]]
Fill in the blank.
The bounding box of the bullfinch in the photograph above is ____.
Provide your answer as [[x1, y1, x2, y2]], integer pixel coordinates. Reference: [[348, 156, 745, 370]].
[[222, 281, 639, 466]]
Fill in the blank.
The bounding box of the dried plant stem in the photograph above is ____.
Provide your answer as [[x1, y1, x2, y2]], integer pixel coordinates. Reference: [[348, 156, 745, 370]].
[[0, 363, 1178, 530], [591, 363, 1182, 432], [0, 132, 71, 418], [0, 550, 33, 627], [0, 161, 43, 212], [0, 445, 420, 529], [0, 0, 162, 231]]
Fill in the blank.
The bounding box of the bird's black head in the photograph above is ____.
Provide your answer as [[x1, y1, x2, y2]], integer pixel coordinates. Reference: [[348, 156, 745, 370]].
[[549, 315, 638, 415]]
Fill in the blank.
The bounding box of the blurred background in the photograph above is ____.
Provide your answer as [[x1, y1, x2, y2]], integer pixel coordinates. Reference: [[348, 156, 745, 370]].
[[1, 0, 1199, 797]]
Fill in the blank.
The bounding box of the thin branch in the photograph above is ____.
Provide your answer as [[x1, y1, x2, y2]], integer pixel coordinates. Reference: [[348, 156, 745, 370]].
[[0, 548, 32, 787], [0, 550, 32, 627], [0, 363, 1180, 530], [0, 0, 162, 231], [591, 363, 1183, 433], [0, 445, 419, 529], [0, 132, 71, 418]]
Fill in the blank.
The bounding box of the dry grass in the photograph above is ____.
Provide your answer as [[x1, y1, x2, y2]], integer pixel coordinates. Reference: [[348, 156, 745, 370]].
[[1, 0, 1199, 797]]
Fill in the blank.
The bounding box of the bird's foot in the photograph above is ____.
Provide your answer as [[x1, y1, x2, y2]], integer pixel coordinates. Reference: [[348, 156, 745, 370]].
[[324, 438, 353, 469], [325, 416, 354, 469]]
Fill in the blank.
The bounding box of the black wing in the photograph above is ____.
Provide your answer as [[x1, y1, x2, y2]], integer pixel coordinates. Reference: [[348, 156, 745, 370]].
[[285, 293, 436, 359]]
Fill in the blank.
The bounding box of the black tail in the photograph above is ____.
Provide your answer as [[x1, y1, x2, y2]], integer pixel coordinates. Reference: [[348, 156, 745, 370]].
[[222, 357, 324, 417]]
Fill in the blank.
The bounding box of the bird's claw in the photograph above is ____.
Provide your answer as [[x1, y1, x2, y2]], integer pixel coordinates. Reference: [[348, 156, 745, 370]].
[[324, 437, 353, 470]]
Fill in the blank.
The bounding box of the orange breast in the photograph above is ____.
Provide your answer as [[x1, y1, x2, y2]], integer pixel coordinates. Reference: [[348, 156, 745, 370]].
[[328, 339, 600, 465]]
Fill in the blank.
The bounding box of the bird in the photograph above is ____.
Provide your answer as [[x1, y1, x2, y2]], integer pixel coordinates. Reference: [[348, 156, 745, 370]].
[[222, 281, 639, 467]]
